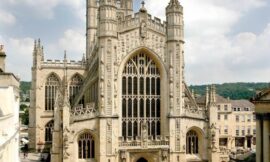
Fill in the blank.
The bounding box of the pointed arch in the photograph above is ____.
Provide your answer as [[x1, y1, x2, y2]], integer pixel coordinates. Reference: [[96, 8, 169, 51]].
[[77, 131, 95, 159], [69, 73, 83, 104], [186, 126, 205, 156], [45, 120, 54, 142], [119, 49, 165, 139], [45, 73, 60, 111]]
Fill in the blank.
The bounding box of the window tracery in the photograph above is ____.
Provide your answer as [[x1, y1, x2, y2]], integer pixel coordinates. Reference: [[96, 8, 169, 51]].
[[78, 132, 95, 159], [186, 130, 199, 154], [122, 53, 161, 139], [45, 120, 54, 142], [45, 74, 60, 111]]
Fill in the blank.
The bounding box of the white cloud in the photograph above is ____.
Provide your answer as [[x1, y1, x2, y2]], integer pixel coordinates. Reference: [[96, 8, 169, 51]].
[[44, 29, 85, 61], [0, 9, 16, 25], [59, 29, 86, 57], [1, 0, 85, 19], [144, 0, 269, 84], [3, 37, 34, 80]]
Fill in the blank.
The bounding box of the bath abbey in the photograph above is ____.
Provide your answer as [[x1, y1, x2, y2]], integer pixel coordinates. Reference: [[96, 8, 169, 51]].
[[29, 0, 224, 161]]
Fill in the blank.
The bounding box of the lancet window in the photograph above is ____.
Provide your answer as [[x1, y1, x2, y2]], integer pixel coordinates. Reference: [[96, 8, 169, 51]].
[[45, 74, 60, 111], [69, 74, 83, 104], [78, 132, 95, 159], [45, 120, 54, 142], [122, 53, 161, 139], [186, 130, 199, 154]]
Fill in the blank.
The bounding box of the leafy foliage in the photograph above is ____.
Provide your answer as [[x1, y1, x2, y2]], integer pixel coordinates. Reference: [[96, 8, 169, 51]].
[[20, 81, 31, 94], [189, 82, 269, 100]]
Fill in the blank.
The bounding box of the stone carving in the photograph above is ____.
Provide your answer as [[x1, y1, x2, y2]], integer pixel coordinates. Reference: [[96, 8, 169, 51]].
[[210, 123, 217, 151], [162, 149, 169, 161], [140, 21, 147, 39], [120, 150, 127, 162], [141, 123, 148, 142], [63, 134, 70, 159]]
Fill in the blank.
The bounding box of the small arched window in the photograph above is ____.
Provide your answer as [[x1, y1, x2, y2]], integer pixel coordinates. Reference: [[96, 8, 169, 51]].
[[78, 132, 95, 159], [186, 130, 199, 154], [45, 120, 54, 142], [69, 74, 83, 104], [45, 73, 60, 111]]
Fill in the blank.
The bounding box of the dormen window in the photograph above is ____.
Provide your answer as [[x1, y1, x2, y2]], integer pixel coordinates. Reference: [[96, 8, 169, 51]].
[[45, 120, 54, 142], [122, 53, 161, 139], [45, 74, 60, 111], [78, 132, 95, 159], [186, 130, 199, 154]]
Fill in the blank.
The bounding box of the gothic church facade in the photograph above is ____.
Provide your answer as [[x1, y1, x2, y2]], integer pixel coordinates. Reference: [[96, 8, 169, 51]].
[[29, 0, 222, 162]]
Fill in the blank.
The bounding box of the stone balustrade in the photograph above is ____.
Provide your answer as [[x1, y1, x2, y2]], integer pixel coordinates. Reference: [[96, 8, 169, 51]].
[[70, 103, 98, 122], [119, 135, 169, 149]]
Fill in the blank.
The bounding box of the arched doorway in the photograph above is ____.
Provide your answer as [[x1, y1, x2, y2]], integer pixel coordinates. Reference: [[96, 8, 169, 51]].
[[137, 158, 148, 162]]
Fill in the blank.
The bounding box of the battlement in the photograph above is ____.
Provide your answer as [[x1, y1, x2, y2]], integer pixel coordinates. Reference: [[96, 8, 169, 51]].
[[41, 59, 86, 69], [118, 12, 166, 34]]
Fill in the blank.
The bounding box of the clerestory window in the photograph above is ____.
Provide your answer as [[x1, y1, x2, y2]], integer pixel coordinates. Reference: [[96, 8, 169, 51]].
[[45, 74, 60, 111], [69, 74, 83, 105]]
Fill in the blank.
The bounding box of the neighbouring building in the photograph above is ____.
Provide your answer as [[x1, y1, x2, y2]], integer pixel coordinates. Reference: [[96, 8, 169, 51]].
[[196, 92, 256, 161], [29, 0, 228, 162], [0, 45, 20, 162], [251, 89, 270, 162]]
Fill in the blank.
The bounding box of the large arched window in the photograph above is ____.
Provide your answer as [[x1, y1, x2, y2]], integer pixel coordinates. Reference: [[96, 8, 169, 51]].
[[45, 120, 54, 142], [122, 53, 161, 139], [69, 74, 83, 104], [78, 132, 95, 159], [186, 130, 199, 154], [45, 73, 60, 111]]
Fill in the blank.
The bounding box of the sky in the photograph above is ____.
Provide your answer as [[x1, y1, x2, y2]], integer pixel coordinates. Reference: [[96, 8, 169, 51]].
[[0, 0, 270, 85]]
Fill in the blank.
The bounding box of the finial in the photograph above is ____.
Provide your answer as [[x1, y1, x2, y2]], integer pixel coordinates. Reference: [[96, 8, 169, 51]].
[[141, 0, 145, 7], [38, 38, 41, 47], [64, 50, 67, 60], [140, 0, 147, 12], [82, 53, 86, 62]]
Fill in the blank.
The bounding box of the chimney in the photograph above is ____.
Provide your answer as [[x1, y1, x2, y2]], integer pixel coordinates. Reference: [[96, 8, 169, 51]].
[[0, 45, 6, 72]]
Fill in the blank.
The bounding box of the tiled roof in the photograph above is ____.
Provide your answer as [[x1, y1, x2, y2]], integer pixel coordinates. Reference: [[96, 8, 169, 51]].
[[231, 100, 254, 109], [195, 94, 230, 104]]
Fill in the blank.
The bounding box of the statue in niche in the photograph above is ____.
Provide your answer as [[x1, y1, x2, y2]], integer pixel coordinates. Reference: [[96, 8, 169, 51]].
[[140, 21, 147, 39], [141, 123, 148, 142]]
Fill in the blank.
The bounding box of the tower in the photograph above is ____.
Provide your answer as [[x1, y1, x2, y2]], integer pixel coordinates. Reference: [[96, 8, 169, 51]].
[[166, 0, 184, 115], [98, 0, 119, 161], [86, 0, 98, 59], [166, 0, 186, 161], [120, 0, 133, 16], [28, 39, 44, 149]]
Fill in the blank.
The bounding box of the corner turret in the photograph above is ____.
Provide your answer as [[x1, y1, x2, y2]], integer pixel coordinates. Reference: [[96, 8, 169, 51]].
[[86, 0, 98, 59]]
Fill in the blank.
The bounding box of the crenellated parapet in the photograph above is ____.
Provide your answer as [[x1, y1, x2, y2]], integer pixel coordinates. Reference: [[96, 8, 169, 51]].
[[41, 59, 86, 69], [118, 13, 166, 34]]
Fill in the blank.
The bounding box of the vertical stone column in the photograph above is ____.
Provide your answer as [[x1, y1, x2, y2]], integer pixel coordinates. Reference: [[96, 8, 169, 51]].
[[257, 118, 262, 162], [263, 120, 269, 162]]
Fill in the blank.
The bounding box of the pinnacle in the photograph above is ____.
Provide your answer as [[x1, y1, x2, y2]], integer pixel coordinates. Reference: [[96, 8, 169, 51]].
[[169, 0, 180, 6]]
